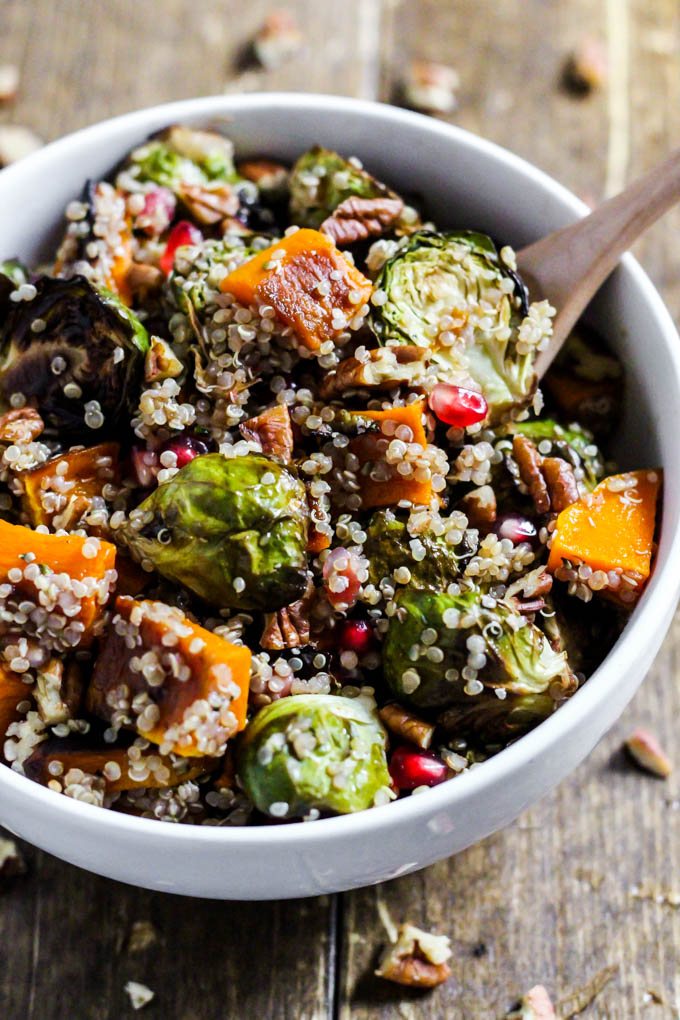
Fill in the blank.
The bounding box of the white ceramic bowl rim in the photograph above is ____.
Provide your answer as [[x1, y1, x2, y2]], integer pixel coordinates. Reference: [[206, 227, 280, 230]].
[[2, 92, 680, 848]]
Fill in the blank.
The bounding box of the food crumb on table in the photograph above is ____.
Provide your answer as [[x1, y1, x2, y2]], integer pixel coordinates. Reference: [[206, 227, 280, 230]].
[[124, 981, 155, 1010]]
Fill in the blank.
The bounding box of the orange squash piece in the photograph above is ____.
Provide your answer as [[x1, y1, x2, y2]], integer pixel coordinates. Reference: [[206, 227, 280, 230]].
[[0, 664, 32, 762], [87, 597, 251, 757], [220, 228, 372, 351], [21, 442, 120, 533], [547, 469, 661, 604], [350, 399, 433, 509], [23, 740, 217, 793], [0, 520, 116, 645]]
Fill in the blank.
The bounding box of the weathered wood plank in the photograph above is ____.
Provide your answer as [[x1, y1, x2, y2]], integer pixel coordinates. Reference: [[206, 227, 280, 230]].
[[339, 0, 680, 1017]]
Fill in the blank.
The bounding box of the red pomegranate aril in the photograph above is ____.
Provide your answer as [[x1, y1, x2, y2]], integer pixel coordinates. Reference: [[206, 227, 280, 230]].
[[160, 434, 210, 468], [160, 220, 203, 275], [493, 512, 538, 546], [389, 745, 448, 790], [338, 618, 374, 655], [136, 186, 176, 236], [323, 546, 363, 611], [428, 383, 488, 428]]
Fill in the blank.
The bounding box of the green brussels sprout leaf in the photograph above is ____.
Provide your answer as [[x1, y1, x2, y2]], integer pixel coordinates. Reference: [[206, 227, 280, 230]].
[[364, 509, 472, 591]]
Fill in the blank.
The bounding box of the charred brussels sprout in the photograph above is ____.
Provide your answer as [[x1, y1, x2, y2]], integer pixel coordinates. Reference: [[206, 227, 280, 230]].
[[236, 694, 390, 819], [122, 453, 309, 611], [0, 275, 148, 440], [370, 231, 542, 421], [382, 587, 574, 710], [512, 418, 605, 491], [130, 125, 239, 191], [289, 146, 407, 229], [364, 510, 471, 590], [438, 690, 557, 747]]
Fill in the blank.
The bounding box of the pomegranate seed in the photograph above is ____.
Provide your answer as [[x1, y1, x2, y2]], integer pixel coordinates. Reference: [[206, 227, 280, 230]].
[[493, 512, 538, 546], [337, 618, 374, 655], [389, 745, 448, 790], [323, 547, 363, 611], [428, 383, 488, 427], [160, 433, 210, 469], [131, 445, 159, 488], [160, 220, 203, 275], [136, 186, 176, 236]]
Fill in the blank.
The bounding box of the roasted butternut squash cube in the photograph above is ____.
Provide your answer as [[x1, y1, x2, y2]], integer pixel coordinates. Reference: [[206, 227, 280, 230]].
[[220, 228, 372, 351], [350, 399, 433, 509], [21, 442, 120, 533], [87, 597, 251, 757]]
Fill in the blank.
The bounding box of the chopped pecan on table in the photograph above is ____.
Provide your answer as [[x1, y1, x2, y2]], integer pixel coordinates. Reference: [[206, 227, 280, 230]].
[[0, 836, 26, 880], [320, 196, 405, 246], [379, 702, 436, 750], [375, 922, 452, 988], [512, 435, 550, 513], [240, 404, 294, 463], [624, 727, 672, 778], [541, 457, 579, 511], [0, 407, 43, 444], [319, 345, 426, 398], [253, 9, 303, 69], [460, 484, 497, 529], [507, 984, 556, 1019], [177, 182, 239, 225]]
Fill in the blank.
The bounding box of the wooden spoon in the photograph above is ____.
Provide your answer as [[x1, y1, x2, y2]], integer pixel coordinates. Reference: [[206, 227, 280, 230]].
[[516, 147, 680, 379]]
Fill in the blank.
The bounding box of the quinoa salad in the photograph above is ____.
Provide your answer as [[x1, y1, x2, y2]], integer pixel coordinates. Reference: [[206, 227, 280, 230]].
[[0, 126, 661, 825]]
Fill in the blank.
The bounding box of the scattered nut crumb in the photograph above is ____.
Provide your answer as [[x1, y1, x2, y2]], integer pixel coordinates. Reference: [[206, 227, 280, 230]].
[[625, 727, 672, 778], [375, 922, 451, 988], [253, 9, 303, 69], [401, 60, 459, 115], [124, 981, 155, 1011], [573, 867, 604, 891], [127, 919, 158, 954], [0, 124, 43, 167], [507, 985, 556, 1019], [0, 64, 19, 102], [562, 37, 608, 95], [642, 989, 664, 1005], [0, 836, 26, 880], [630, 881, 680, 908]]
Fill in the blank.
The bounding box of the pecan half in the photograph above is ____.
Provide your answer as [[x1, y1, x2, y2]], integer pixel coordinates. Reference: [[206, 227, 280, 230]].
[[177, 182, 239, 225], [512, 435, 550, 513], [320, 196, 404, 246], [375, 923, 452, 989], [261, 579, 315, 650], [541, 457, 579, 512], [319, 345, 426, 398], [379, 703, 435, 750], [460, 484, 496, 529], [240, 404, 294, 464], [0, 407, 43, 444]]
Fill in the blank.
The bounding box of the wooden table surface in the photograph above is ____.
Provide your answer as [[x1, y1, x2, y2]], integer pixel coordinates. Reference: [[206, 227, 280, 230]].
[[2, 1, 680, 1017]]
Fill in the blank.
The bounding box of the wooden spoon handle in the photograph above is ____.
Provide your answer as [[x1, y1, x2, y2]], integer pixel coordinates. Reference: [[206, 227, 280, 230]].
[[517, 146, 680, 379]]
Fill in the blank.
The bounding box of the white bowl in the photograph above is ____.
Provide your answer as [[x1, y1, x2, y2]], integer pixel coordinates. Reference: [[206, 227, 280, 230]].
[[1, 93, 679, 900]]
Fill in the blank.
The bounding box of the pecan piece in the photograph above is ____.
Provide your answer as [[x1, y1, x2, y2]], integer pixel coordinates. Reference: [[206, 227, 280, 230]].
[[0, 407, 43, 444], [379, 703, 435, 750], [237, 159, 288, 196], [321, 196, 404, 246], [0, 836, 26, 880], [625, 727, 672, 778], [177, 182, 239, 225], [513, 435, 550, 513], [507, 984, 556, 1019], [126, 261, 164, 298], [541, 457, 579, 512], [240, 404, 294, 464], [260, 580, 315, 650], [319, 345, 426, 398], [460, 484, 496, 529], [375, 923, 452, 989]]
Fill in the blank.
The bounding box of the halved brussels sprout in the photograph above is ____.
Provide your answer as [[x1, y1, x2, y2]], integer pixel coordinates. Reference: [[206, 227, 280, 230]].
[[121, 453, 310, 611], [364, 510, 471, 590], [512, 418, 604, 491], [236, 694, 390, 819], [170, 237, 263, 315], [438, 690, 556, 747], [370, 230, 544, 421], [0, 275, 148, 440], [382, 587, 574, 710], [289, 146, 409, 229], [129, 125, 239, 191]]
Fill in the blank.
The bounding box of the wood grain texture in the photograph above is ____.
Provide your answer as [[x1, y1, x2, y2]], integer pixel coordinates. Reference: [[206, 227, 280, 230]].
[[2, 0, 680, 1018]]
